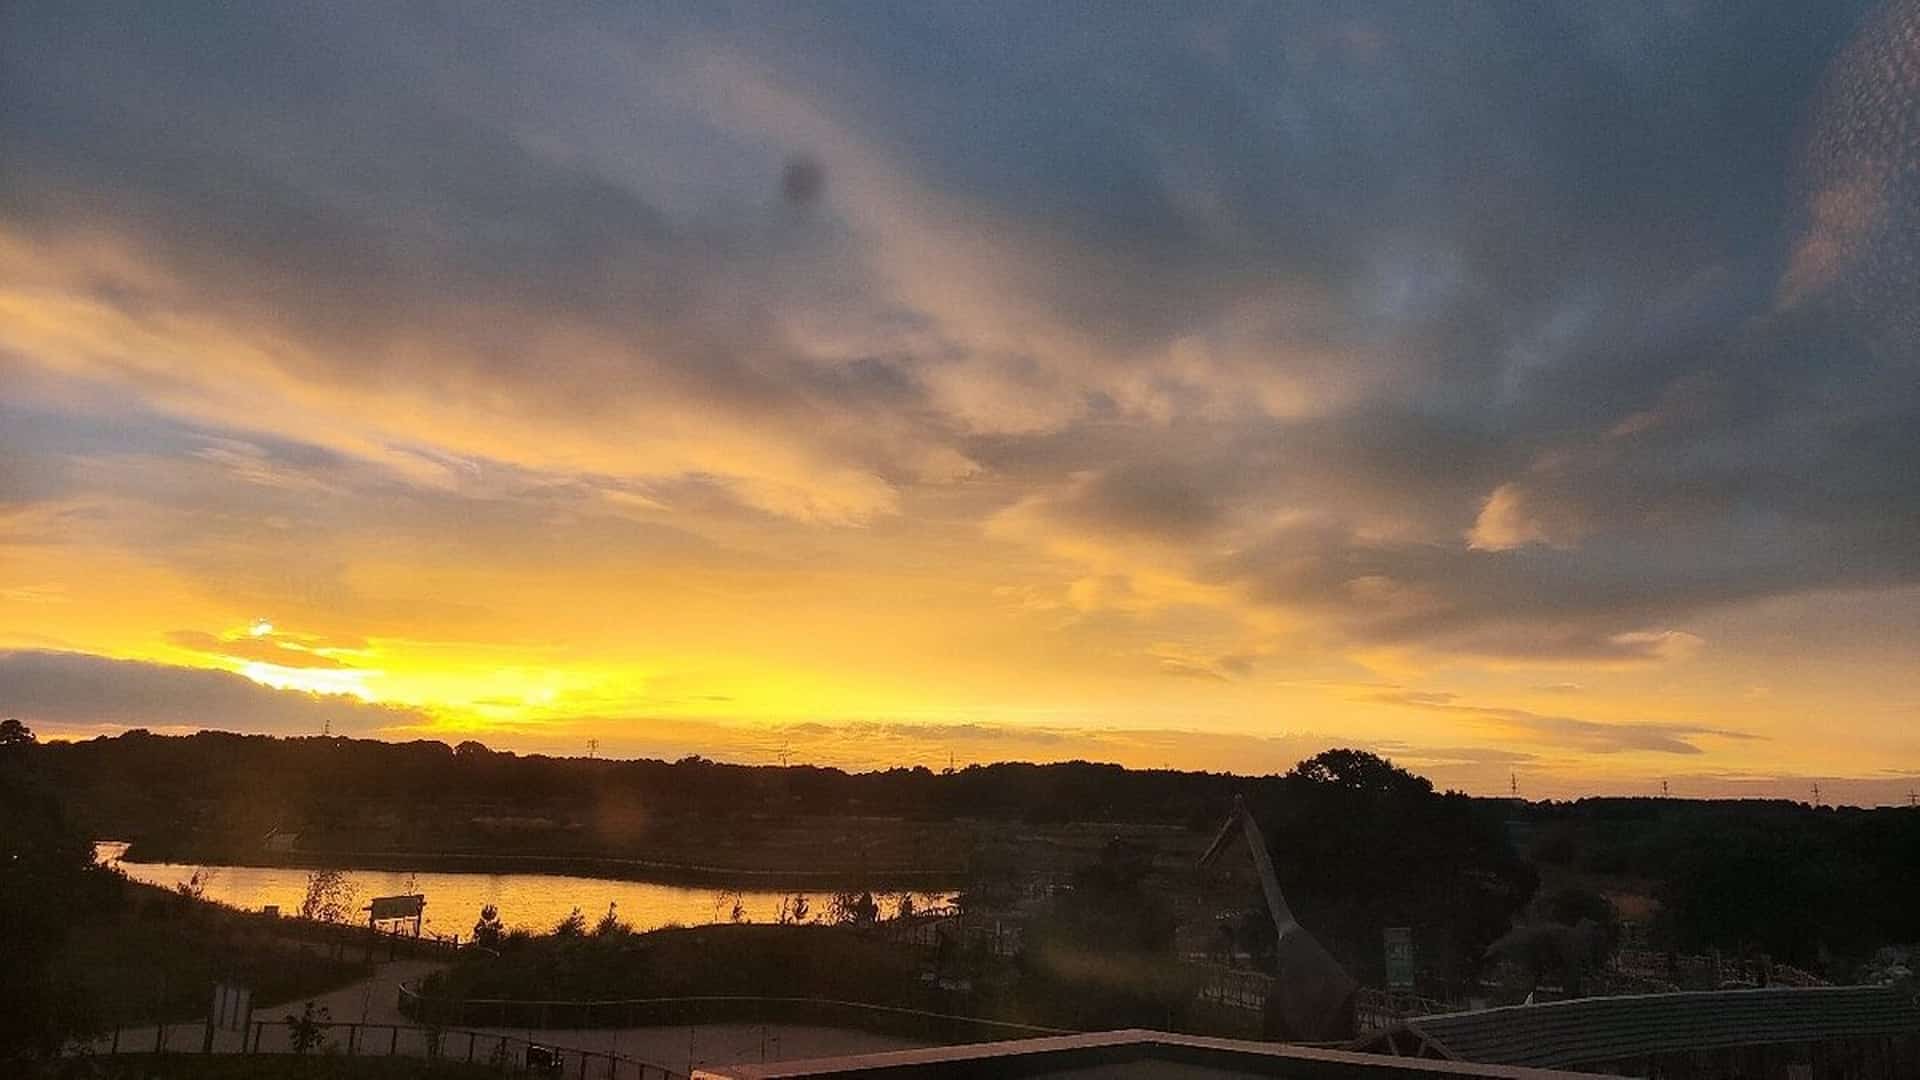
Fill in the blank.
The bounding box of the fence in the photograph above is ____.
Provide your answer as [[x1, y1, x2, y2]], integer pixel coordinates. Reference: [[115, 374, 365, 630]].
[[399, 986, 1066, 1046], [879, 911, 1020, 959], [1614, 948, 1832, 991], [1193, 964, 1274, 1013], [85, 1018, 684, 1079], [1353, 987, 1456, 1031]]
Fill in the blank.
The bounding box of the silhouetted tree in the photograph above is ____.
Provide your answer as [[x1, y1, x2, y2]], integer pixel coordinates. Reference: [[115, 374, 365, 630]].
[[830, 891, 879, 927], [1249, 749, 1536, 994], [174, 867, 213, 901], [298, 868, 356, 923], [472, 904, 504, 948], [777, 893, 810, 925], [593, 901, 630, 937], [284, 1001, 330, 1054]]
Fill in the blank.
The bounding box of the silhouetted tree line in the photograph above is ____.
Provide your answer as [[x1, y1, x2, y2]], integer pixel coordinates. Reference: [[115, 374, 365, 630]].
[[19, 731, 1919, 982], [1520, 797, 1920, 971], [27, 730, 1262, 848]]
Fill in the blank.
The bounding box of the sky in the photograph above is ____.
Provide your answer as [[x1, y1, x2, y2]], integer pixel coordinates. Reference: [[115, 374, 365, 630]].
[[2, 2, 1917, 801]]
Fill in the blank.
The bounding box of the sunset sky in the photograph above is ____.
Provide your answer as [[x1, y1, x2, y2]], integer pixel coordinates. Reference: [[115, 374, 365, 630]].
[[3, 3, 1917, 800]]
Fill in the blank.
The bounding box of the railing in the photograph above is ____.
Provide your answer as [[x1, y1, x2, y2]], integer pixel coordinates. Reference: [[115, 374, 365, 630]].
[[1614, 948, 1831, 990], [399, 986, 1067, 1045], [80, 1018, 685, 1079], [879, 912, 1021, 957], [1193, 964, 1274, 1012], [1353, 987, 1456, 1031]]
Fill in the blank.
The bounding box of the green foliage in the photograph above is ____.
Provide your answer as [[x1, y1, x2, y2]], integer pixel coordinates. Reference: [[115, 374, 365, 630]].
[[553, 907, 588, 937]]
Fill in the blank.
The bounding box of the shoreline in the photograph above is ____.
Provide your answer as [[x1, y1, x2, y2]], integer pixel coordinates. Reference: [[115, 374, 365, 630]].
[[114, 842, 969, 892]]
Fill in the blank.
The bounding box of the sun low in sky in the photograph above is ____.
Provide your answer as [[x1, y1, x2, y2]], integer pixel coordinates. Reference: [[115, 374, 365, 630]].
[[2, 2, 1917, 801]]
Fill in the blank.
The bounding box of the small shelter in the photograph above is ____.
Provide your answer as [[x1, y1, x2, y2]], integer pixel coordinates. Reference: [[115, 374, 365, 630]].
[[366, 893, 426, 936]]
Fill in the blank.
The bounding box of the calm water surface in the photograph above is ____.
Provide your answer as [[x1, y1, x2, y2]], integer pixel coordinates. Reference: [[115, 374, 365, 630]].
[[95, 842, 945, 937]]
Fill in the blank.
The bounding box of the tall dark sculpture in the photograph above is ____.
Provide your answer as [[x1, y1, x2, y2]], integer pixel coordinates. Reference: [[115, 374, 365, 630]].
[[1200, 795, 1358, 1042]]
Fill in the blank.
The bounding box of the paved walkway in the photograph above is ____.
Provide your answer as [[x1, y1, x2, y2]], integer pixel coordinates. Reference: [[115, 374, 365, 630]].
[[86, 957, 445, 1055]]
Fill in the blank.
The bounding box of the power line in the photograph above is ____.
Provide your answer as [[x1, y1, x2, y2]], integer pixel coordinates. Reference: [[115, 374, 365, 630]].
[[586, 738, 598, 760]]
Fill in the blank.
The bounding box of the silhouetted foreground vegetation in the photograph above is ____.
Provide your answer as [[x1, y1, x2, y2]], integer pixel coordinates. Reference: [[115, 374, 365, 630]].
[[58, 879, 374, 1029], [1, 726, 375, 1066]]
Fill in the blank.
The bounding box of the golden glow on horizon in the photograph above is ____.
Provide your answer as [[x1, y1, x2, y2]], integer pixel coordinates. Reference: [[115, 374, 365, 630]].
[[5, 3, 1920, 805]]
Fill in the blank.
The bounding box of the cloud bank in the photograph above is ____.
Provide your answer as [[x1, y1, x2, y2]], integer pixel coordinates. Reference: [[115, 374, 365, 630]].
[[3, 2, 1918, 787]]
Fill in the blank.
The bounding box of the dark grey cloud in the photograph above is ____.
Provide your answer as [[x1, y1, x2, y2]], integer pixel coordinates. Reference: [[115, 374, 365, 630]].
[[1367, 690, 1762, 756], [0, 650, 423, 735], [3, 0, 1916, 660]]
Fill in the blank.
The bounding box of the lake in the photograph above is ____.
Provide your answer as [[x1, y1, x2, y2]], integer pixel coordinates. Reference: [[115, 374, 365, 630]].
[[94, 842, 949, 938]]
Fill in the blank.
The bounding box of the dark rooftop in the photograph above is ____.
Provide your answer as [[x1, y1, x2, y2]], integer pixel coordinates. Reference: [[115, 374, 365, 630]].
[[692, 1029, 1603, 1079]]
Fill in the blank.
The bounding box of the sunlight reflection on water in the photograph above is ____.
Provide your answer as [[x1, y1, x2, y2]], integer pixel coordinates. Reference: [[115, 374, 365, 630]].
[[94, 842, 947, 936]]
